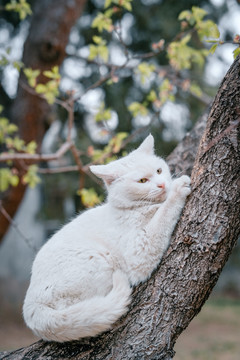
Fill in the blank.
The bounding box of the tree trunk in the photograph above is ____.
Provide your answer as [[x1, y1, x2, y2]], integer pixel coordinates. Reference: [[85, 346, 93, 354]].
[[1, 57, 239, 359], [0, 0, 86, 242]]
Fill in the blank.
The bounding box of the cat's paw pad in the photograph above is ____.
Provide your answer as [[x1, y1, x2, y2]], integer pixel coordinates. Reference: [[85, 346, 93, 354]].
[[172, 175, 191, 197]]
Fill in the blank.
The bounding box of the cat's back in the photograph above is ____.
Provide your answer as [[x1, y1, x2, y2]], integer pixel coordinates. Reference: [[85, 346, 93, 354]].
[[33, 203, 109, 261], [28, 203, 113, 284]]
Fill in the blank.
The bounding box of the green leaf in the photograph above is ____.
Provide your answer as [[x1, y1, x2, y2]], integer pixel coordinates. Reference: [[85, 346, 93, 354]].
[[128, 102, 148, 117], [24, 68, 40, 87], [190, 82, 203, 97], [168, 38, 208, 70], [23, 165, 41, 188], [178, 10, 192, 21], [35, 84, 47, 94], [43, 70, 54, 78], [0, 169, 11, 192], [13, 60, 24, 71], [26, 140, 37, 154], [192, 6, 207, 22], [147, 90, 157, 102], [44, 92, 56, 105], [233, 47, 240, 59], [0, 117, 18, 143], [109, 132, 128, 153], [77, 188, 103, 208], [88, 43, 109, 62], [95, 102, 112, 122], [137, 62, 156, 84], [43, 66, 60, 79], [98, 45, 109, 62], [159, 79, 175, 105], [181, 34, 191, 45], [6, 136, 25, 151], [93, 35, 103, 45], [88, 45, 98, 60], [5, 0, 32, 20], [92, 12, 113, 32], [0, 168, 19, 192], [8, 124, 18, 133], [104, 0, 112, 8], [197, 20, 220, 41], [121, 0, 132, 11], [10, 174, 19, 187], [52, 65, 59, 74], [13, 136, 25, 151], [0, 55, 9, 67], [209, 43, 218, 55]]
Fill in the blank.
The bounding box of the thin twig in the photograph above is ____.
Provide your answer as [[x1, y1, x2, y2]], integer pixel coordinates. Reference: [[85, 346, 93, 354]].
[[65, 95, 75, 142], [73, 73, 112, 102], [113, 23, 130, 61], [0, 141, 72, 162], [0, 201, 37, 253], [37, 165, 79, 174], [70, 143, 84, 174]]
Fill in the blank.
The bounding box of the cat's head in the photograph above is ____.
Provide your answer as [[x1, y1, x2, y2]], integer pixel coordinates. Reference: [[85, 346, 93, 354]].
[[90, 135, 172, 208]]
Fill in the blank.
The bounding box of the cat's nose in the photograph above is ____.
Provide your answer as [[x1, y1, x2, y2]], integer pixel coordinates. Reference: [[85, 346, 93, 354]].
[[157, 183, 165, 189]]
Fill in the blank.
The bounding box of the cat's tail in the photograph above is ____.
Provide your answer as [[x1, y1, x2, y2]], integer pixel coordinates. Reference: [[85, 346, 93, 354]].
[[23, 270, 132, 342]]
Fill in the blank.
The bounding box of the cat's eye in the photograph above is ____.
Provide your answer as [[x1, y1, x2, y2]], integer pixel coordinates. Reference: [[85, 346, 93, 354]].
[[138, 178, 148, 183], [157, 168, 162, 174]]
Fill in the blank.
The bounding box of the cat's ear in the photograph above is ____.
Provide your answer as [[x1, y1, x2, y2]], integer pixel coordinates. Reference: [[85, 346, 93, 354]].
[[90, 164, 119, 186], [136, 134, 154, 155]]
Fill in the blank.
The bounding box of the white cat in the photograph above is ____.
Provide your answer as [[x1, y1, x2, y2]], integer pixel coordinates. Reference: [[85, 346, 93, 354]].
[[23, 134, 191, 342]]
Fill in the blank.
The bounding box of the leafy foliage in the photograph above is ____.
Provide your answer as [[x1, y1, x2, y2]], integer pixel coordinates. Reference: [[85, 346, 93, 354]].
[[87, 132, 128, 165], [23, 68, 40, 87], [91, 11, 113, 33], [5, 0, 32, 20], [136, 62, 156, 84], [0, 109, 18, 143], [77, 188, 103, 208], [128, 102, 148, 118], [0, 168, 19, 192], [22, 165, 41, 188], [24, 66, 61, 104], [95, 102, 112, 122], [1, 0, 239, 213], [168, 6, 220, 71], [104, 0, 133, 12], [168, 34, 209, 70], [0, 107, 38, 191], [89, 36, 109, 62]]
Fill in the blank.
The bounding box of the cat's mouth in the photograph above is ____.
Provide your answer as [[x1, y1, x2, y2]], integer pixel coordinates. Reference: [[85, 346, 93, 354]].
[[150, 189, 167, 203]]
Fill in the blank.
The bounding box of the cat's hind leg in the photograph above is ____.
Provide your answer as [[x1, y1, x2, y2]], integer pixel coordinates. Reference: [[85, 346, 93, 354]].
[[23, 247, 132, 342]]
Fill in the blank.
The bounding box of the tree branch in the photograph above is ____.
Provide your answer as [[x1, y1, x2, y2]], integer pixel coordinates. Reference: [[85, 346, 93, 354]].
[[0, 141, 72, 162]]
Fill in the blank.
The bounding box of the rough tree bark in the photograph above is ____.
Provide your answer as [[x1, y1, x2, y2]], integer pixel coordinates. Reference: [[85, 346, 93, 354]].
[[1, 57, 239, 359], [0, 0, 87, 241]]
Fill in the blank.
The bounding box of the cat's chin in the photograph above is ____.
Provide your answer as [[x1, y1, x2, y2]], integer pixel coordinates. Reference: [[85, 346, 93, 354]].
[[154, 190, 167, 203], [143, 190, 167, 204]]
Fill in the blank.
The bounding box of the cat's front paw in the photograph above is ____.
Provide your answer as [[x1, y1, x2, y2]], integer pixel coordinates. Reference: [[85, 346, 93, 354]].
[[172, 175, 191, 198]]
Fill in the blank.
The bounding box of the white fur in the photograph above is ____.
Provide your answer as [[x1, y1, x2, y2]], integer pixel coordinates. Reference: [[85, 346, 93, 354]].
[[23, 134, 191, 342]]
